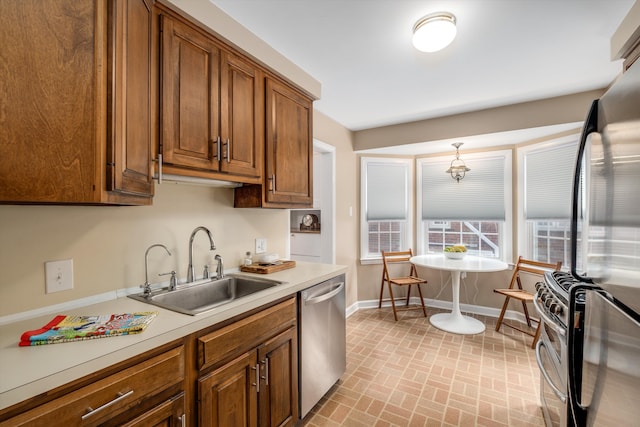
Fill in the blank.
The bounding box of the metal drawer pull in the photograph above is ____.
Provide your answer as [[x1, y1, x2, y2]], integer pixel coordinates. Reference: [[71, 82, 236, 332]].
[[535, 340, 567, 403], [81, 390, 133, 420]]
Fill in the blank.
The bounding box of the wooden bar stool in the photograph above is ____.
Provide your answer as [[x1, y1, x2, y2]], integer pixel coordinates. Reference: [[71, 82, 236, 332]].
[[378, 249, 428, 321]]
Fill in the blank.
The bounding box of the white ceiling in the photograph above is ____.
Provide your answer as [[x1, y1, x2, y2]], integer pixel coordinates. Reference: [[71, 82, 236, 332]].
[[211, 0, 634, 152]]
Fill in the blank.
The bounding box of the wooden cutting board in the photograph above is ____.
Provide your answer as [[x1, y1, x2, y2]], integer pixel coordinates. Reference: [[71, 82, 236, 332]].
[[240, 260, 296, 274]]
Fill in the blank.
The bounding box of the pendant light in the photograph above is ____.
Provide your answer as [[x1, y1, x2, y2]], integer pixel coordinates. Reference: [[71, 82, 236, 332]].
[[446, 142, 470, 182], [412, 12, 457, 53]]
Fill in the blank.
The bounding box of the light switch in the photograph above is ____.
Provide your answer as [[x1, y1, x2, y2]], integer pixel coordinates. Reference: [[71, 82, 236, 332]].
[[255, 238, 267, 254], [45, 259, 74, 293]]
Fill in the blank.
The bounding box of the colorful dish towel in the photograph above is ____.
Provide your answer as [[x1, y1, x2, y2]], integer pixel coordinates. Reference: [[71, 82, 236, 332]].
[[19, 312, 158, 347]]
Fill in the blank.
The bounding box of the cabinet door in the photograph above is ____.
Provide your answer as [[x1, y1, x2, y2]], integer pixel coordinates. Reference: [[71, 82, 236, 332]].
[[107, 0, 154, 198], [258, 327, 298, 427], [0, 0, 97, 202], [199, 351, 259, 427], [161, 14, 221, 171], [219, 52, 264, 179], [265, 79, 313, 207], [120, 392, 185, 427]]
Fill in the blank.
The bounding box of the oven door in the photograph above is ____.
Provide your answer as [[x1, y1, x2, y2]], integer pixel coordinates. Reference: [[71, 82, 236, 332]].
[[536, 332, 568, 427], [534, 296, 568, 427]]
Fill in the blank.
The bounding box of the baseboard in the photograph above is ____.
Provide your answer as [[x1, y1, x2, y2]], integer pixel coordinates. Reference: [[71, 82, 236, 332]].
[[351, 297, 530, 324]]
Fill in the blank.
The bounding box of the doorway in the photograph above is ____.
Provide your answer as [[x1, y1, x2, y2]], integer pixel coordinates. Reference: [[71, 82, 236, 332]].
[[289, 139, 335, 263]]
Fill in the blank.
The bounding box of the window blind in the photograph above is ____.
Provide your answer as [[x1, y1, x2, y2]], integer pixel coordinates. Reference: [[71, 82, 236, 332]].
[[366, 162, 408, 221], [525, 142, 578, 220], [422, 156, 506, 221]]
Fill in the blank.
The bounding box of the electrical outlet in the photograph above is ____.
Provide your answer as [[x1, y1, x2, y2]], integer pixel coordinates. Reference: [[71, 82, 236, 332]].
[[45, 259, 74, 293], [255, 238, 267, 254]]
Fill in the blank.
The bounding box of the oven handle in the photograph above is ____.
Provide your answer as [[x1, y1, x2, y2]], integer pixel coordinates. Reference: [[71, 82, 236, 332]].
[[535, 340, 567, 403], [533, 294, 566, 337]]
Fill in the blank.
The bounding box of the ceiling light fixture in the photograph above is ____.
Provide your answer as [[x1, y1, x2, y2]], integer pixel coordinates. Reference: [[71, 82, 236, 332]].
[[446, 142, 470, 182], [412, 12, 457, 53]]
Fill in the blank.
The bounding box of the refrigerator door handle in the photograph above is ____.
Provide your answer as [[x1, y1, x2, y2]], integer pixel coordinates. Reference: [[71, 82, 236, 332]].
[[570, 99, 598, 282]]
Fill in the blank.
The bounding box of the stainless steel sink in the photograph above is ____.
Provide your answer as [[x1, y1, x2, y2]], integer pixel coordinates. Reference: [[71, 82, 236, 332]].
[[129, 274, 283, 315]]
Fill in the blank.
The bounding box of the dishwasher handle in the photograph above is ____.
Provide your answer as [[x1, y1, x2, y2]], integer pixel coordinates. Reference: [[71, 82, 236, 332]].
[[304, 282, 344, 306]]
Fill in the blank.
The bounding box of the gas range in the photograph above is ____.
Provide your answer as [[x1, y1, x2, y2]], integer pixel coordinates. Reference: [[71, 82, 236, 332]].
[[535, 271, 584, 330], [534, 270, 587, 427]]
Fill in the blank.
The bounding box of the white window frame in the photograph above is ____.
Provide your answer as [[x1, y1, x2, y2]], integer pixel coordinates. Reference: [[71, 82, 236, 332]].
[[360, 157, 413, 263], [517, 134, 579, 266], [416, 149, 512, 261]]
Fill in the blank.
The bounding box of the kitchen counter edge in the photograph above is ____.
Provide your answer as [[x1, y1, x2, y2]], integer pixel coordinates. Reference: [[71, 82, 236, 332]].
[[0, 262, 347, 411]]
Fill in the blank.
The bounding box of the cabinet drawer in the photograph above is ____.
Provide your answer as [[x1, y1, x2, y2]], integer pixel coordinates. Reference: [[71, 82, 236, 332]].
[[198, 297, 296, 371], [2, 345, 184, 427]]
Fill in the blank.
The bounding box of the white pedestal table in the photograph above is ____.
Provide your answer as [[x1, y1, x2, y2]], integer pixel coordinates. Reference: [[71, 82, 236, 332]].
[[410, 254, 508, 334]]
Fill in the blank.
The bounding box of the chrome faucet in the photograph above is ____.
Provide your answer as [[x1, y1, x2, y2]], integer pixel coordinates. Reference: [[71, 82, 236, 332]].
[[187, 226, 216, 282], [143, 244, 172, 296], [215, 254, 224, 279]]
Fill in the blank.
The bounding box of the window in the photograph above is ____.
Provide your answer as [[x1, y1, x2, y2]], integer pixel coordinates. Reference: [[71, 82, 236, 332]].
[[417, 150, 512, 260], [360, 157, 413, 261], [518, 136, 579, 267]]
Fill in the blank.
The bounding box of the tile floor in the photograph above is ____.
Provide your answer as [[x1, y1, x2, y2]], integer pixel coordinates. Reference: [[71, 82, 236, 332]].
[[302, 307, 544, 427]]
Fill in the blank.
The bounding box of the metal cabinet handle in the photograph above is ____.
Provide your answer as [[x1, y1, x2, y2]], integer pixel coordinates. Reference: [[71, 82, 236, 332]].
[[260, 358, 269, 386], [268, 174, 275, 192], [224, 138, 230, 163], [178, 414, 186, 427], [81, 390, 133, 420], [252, 364, 260, 393], [216, 136, 221, 162], [153, 154, 163, 184]]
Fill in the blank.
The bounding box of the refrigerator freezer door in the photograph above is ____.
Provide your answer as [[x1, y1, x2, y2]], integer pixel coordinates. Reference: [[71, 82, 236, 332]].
[[581, 290, 640, 426]]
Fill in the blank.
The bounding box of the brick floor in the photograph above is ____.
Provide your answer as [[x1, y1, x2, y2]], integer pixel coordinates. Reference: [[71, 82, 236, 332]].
[[302, 308, 544, 426]]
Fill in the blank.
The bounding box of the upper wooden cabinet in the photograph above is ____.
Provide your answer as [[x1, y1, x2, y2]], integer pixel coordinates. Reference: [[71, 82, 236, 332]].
[[158, 9, 263, 184], [235, 79, 313, 208], [0, 0, 154, 205]]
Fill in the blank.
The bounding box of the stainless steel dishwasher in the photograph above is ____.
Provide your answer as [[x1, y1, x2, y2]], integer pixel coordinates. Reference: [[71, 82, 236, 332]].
[[299, 274, 346, 417]]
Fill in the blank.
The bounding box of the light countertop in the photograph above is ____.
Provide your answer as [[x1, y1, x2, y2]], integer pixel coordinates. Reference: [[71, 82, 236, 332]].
[[0, 261, 347, 411]]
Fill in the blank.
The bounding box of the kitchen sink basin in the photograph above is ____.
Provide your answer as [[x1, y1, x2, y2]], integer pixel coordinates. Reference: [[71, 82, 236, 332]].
[[129, 274, 283, 315]]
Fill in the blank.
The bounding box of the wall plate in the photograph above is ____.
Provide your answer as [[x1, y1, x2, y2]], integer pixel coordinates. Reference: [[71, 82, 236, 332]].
[[45, 259, 74, 293], [255, 238, 267, 254]]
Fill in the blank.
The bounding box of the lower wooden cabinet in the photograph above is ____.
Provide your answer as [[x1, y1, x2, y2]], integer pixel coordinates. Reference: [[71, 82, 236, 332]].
[[199, 350, 259, 427], [197, 297, 298, 427], [0, 345, 185, 427], [258, 327, 298, 427], [198, 327, 298, 427], [0, 298, 300, 427], [121, 392, 186, 427]]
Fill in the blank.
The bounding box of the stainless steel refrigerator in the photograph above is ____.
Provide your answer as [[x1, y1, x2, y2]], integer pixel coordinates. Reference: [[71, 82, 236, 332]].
[[569, 55, 640, 426]]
